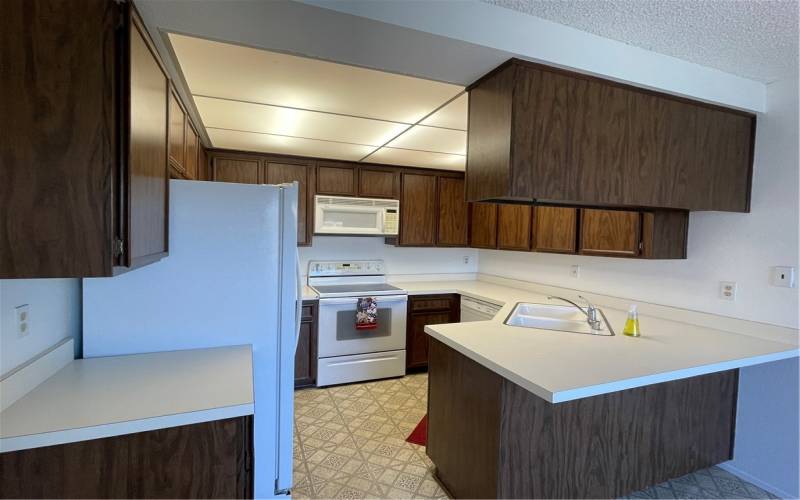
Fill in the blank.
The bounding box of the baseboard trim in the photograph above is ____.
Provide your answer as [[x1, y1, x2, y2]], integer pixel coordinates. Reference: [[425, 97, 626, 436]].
[[718, 462, 796, 499]]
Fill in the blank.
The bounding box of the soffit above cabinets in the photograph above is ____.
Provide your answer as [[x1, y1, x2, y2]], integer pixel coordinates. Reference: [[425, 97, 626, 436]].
[[168, 33, 468, 170]]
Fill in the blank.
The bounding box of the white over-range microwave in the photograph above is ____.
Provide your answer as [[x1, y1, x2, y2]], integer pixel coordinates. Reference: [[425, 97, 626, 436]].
[[314, 195, 399, 236]]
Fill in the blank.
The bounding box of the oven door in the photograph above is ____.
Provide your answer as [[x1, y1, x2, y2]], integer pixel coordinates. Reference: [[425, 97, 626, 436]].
[[314, 204, 386, 235], [317, 294, 407, 357]]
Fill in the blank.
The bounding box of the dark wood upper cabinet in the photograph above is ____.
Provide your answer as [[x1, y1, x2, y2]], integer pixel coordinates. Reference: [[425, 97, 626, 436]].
[[466, 59, 755, 212], [470, 203, 498, 249], [399, 173, 437, 246], [168, 90, 186, 173], [265, 160, 315, 246], [497, 204, 532, 251], [437, 177, 469, 247], [579, 209, 641, 257], [532, 206, 577, 254], [184, 122, 199, 180], [317, 163, 357, 196], [641, 211, 689, 260], [213, 155, 261, 184], [358, 167, 398, 199], [0, 1, 169, 278], [198, 145, 210, 181]]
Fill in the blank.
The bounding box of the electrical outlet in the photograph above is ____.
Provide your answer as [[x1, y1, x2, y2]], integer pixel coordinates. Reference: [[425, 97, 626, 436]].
[[463, 255, 470, 265], [770, 266, 796, 288], [570, 265, 580, 279], [15, 304, 30, 338], [719, 281, 737, 301]]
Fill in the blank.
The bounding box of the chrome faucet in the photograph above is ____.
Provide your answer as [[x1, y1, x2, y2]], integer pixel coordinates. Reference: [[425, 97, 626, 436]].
[[547, 295, 603, 330]]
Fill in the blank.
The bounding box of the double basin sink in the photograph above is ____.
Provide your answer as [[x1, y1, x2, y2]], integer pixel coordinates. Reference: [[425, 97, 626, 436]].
[[504, 302, 615, 336]]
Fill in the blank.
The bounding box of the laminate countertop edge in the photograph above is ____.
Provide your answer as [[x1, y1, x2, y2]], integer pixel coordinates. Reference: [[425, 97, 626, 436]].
[[0, 345, 255, 453]]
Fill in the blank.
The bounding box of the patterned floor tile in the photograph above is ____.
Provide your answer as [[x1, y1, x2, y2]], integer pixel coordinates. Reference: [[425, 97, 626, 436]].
[[294, 373, 775, 499]]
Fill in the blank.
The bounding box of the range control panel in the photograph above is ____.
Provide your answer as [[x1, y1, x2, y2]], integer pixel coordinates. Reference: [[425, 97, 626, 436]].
[[308, 260, 385, 277]]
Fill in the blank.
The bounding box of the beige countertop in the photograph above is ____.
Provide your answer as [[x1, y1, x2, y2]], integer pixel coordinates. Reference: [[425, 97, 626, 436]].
[[0, 345, 254, 452], [390, 279, 799, 403]]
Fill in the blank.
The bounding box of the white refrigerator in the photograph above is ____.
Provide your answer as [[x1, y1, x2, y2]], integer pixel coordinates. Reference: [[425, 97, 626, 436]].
[[83, 180, 300, 498]]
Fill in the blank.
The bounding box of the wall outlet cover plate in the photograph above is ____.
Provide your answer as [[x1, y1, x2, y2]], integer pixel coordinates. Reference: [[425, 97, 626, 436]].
[[770, 266, 796, 288]]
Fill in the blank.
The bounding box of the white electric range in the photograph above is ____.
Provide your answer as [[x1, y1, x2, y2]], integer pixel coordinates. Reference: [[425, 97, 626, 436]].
[[308, 260, 407, 386]]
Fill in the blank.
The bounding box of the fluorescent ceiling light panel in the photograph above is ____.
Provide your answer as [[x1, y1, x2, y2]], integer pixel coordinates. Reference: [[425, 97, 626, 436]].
[[386, 125, 466, 155], [169, 33, 463, 124], [195, 96, 410, 147], [420, 93, 468, 130], [368, 147, 465, 171], [208, 128, 375, 161]]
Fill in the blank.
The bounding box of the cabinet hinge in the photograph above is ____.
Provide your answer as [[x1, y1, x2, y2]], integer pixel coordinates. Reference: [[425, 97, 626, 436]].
[[114, 238, 125, 257]]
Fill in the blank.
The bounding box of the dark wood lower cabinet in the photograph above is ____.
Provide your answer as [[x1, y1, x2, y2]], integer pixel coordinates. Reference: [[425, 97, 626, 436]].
[[427, 339, 738, 499], [406, 295, 460, 370], [295, 300, 318, 388], [0, 417, 253, 499]]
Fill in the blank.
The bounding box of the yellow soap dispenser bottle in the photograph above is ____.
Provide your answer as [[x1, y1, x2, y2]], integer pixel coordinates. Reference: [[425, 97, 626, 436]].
[[623, 305, 641, 337]]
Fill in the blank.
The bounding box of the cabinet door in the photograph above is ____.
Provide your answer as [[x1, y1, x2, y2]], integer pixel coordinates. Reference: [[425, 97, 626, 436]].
[[497, 204, 532, 251], [213, 157, 261, 184], [469, 203, 497, 249], [358, 168, 397, 198], [184, 122, 198, 180], [570, 79, 629, 206], [168, 90, 185, 172], [198, 145, 209, 181], [317, 163, 356, 196], [399, 173, 437, 246], [126, 16, 169, 268], [437, 177, 468, 247], [407, 311, 450, 370], [295, 302, 317, 388], [579, 209, 641, 256], [532, 206, 577, 253], [266, 161, 314, 246]]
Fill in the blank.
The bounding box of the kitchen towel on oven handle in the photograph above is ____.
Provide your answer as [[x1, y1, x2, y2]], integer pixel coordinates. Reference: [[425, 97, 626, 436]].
[[356, 297, 378, 330]]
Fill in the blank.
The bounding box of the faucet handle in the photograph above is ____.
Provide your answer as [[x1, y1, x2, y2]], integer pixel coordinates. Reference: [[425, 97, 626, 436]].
[[577, 295, 595, 310]]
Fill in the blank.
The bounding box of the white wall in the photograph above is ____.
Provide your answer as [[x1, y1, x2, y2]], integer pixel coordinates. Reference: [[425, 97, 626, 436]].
[[0, 279, 81, 377], [299, 236, 478, 279], [479, 77, 799, 496]]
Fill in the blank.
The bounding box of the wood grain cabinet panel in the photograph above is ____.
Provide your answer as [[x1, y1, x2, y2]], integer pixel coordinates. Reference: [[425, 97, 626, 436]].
[[295, 301, 318, 388], [126, 16, 169, 268], [317, 163, 357, 196], [0, 418, 253, 499], [406, 295, 459, 371], [497, 204, 532, 251], [266, 161, 315, 246], [580, 209, 641, 256], [399, 173, 437, 246], [465, 59, 755, 212], [469, 203, 498, 249], [168, 90, 186, 173], [213, 156, 261, 184], [532, 206, 577, 253], [0, 1, 170, 277], [184, 122, 199, 180], [436, 177, 469, 247], [358, 168, 398, 199]]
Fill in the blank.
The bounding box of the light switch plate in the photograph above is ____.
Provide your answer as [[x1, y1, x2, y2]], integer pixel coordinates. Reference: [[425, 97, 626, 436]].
[[771, 266, 796, 288], [570, 265, 580, 279], [719, 281, 737, 301]]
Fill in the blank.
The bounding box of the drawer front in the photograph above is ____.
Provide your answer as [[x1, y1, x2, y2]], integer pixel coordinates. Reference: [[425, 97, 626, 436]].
[[301, 301, 317, 322], [410, 295, 456, 312], [317, 350, 406, 387]]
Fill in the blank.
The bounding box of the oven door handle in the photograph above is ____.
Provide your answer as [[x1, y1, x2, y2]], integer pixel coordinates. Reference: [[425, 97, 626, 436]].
[[319, 294, 408, 306]]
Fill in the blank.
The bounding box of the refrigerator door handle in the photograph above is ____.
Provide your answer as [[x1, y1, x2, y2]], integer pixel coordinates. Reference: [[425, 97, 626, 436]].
[[295, 251, 303, 349]]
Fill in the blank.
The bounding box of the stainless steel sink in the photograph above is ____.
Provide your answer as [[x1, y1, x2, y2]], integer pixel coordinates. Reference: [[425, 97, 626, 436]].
[[504, 302, 615, 336]]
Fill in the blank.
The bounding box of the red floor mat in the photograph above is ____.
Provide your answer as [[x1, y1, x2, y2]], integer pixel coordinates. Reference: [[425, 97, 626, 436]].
[[406, 414, 428, 446]]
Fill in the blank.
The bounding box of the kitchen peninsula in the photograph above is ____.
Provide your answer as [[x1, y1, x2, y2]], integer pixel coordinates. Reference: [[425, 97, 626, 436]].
[[396, 279, 799, 499]]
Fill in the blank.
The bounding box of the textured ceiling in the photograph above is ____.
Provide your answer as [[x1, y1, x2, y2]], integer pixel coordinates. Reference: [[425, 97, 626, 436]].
[[482, 0, 799, 83]]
